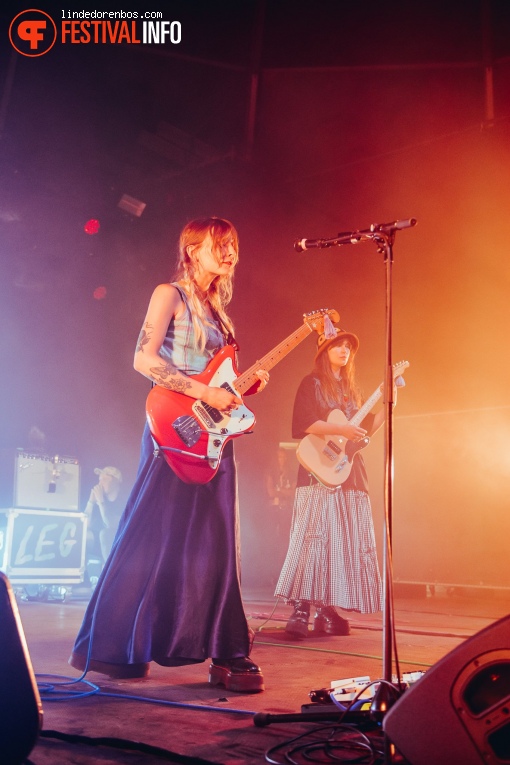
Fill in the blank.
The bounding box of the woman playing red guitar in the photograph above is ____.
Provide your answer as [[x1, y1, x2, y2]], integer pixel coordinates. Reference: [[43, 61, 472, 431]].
[[70, 217, 268, 692]]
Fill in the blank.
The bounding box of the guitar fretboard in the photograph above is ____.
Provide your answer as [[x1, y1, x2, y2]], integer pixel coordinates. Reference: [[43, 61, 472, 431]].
[[235, 324, 313, 394], [350, 362, 408, 425], [351, 387, 383, 426]]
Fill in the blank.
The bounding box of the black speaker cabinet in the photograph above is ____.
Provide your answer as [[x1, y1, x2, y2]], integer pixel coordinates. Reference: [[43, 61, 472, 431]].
[[0, 450, 80, 511], [383, 614, 510, 765], [0, 572, 43, 765]]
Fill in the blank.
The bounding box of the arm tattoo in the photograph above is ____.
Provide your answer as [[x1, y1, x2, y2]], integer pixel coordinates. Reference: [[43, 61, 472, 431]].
[[150, 361, 192, 393], [136, 323, 153, 353]]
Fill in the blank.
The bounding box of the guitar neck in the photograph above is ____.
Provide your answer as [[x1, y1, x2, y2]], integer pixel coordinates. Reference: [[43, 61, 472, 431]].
[[350, 386, 383, 426], [235, 324, 313, 394], [349, 362, 408, 424]]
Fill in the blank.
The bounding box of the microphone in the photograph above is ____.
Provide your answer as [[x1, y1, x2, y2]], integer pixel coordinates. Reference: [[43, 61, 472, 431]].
[[294, 231, 361, 252], [48, 454, 60, 493], [370, 218, 417, 232], [294, 238, 323, 252], [294, 218, 417, 253]]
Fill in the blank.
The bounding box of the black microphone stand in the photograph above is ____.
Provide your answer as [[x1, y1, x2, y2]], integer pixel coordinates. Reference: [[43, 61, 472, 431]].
[[374, 225, 399, 686], [254, 220, 416, 759]]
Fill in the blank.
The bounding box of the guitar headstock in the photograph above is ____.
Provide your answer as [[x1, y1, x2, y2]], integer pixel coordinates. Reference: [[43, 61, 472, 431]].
[[303, 308, 340, 335], [392, 360, 410, 378]]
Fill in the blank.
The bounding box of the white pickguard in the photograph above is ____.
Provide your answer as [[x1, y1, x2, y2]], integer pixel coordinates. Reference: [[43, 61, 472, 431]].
[[191, 356, 255, 462]]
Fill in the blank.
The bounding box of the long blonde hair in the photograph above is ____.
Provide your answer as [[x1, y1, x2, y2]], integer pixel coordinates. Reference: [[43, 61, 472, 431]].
[[173, 217, 238, 352]]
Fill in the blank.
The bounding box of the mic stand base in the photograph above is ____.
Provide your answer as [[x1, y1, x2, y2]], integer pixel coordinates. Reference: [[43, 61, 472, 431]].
[[253, 709, 375, 727]]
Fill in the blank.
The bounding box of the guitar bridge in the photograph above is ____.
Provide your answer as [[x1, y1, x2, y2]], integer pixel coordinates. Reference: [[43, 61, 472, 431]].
[[172, 415, 202, 447]]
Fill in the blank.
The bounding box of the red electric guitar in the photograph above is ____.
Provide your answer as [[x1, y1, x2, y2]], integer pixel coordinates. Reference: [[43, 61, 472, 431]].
[[146, 308, 339, 484], [296, 360, 409, 489]]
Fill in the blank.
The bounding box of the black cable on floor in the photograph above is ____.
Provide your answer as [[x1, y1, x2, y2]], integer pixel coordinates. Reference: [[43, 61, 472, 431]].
[[263, 721, 385, 765], [39, 729, 222, 764]]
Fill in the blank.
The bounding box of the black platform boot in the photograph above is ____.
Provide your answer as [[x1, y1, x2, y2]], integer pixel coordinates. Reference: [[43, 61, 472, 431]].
[[209, 657, 264, 693], [285, 599, 310, 639], [313, 605, 350, 636]]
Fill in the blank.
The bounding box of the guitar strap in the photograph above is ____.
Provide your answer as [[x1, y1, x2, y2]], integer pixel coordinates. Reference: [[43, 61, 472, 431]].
[[209, 307, 240, 352]]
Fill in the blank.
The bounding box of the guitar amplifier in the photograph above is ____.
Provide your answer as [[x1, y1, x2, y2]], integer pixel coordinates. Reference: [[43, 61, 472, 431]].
[[0, 451, 80, 511]]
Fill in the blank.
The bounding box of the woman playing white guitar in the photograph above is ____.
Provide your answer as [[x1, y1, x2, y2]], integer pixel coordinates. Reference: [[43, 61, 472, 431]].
[[70, 217, 268, 692], [275, 327, 405, 638]]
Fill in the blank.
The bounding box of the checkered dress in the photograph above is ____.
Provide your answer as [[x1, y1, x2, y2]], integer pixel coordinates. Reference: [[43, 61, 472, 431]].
[[274, 483, 382, 613]]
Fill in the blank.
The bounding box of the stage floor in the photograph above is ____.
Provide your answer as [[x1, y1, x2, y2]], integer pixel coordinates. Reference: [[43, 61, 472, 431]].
[[9, 584, 510, 764]]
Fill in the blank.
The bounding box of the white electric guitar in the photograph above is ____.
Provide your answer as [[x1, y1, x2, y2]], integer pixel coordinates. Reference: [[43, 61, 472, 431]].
[[296, 360, 409, 489]]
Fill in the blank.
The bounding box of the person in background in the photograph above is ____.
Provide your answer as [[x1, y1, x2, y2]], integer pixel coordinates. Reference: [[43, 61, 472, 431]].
[[262, 447, 295, 586], [275, 328, 397, 639], [265, 447, 295, 515], [27, 425, 46, 454], [70, 217, 268, 692], [84, 466, 123, 564]]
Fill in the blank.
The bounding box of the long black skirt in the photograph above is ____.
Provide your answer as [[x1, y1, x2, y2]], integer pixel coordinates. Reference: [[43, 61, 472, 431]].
[[71, 424, 250, 670]]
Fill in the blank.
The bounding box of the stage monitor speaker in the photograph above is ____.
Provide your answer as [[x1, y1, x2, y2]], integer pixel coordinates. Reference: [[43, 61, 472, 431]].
[[0, 572, 43, 765], [383, 614, 510, 765]]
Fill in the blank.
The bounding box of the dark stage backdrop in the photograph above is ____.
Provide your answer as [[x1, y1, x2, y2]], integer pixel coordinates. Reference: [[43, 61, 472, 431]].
[[0, 1, 509, 593]]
